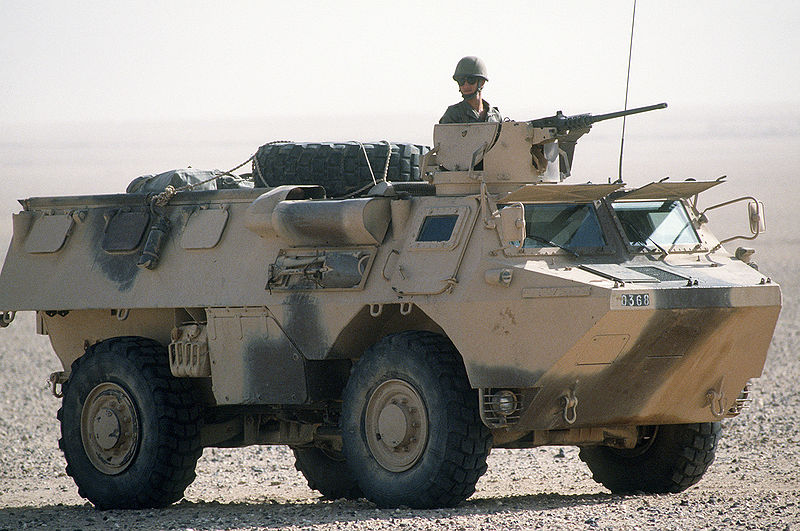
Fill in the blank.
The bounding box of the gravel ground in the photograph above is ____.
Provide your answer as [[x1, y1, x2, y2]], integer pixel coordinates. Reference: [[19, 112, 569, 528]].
[[0, 240, 797, 530]]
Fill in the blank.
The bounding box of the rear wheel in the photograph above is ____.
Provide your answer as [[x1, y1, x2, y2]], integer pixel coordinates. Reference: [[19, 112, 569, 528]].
[[579, 422, 721, 494], [293, 447, 362, 500], [341, 331, 491, 508], [58, 337, 203, 509]]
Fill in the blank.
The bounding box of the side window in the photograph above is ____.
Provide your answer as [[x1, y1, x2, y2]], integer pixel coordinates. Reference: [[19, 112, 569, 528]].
[[417, 215, 458, 242], [407, 206, 470, 251]]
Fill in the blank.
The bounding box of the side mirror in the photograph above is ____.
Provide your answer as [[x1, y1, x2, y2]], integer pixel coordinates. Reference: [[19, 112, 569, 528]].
[[499, 203, 526, 247], [748, 201, 766, 234], [701, 196, 767, 250]]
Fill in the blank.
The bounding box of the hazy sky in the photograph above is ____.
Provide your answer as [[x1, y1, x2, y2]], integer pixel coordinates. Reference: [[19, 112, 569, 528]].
[[2, 0, 799, 126], [0, 1, 798, 250]]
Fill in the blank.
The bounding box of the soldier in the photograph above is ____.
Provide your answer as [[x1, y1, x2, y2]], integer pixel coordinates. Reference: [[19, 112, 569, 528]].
[[439, 56, 502, 124]]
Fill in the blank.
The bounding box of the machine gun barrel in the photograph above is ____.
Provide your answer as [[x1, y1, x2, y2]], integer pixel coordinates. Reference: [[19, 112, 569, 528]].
[[591, 102, 668, 123], [529, 102, 667, 132]]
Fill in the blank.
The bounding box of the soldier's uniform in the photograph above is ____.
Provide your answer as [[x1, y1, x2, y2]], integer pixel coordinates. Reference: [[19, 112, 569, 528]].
[[439, 99, 502, 124]]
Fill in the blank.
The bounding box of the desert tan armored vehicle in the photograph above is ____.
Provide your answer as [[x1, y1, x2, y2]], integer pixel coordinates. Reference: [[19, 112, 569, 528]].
[[0, 103, 781, 509]]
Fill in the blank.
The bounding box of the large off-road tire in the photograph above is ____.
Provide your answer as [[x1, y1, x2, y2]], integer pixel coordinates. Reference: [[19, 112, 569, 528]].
[[58, 337, 203, 509], [293, 447, 362, 500], [253, 142, 429, 197], [341, 331, 491, 509], [579, 422, 721, 494]]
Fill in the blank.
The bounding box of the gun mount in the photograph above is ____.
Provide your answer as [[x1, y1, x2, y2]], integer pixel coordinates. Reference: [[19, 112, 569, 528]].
[[429, 102, 668, 190]]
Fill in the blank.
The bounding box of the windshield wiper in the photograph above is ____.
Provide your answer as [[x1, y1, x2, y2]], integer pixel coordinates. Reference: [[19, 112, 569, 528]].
[[670, 221, 694, 246], [621, 221, 669, 256], [525, 235, 580, 257]]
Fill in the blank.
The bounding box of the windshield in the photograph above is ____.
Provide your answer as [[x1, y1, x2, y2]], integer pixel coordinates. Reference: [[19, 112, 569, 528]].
[[521, 203, 606, 251], [612, 200, 700, 249]]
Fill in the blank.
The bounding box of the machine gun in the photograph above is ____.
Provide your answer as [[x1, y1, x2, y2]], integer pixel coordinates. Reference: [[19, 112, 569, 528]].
[[525, 102, 667, 180], [430, 102, 669, 182], [529, 102, 668, 133]]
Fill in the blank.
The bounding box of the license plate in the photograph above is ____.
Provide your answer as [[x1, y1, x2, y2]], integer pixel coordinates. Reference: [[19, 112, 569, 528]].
[[620, 293, 650, 307]]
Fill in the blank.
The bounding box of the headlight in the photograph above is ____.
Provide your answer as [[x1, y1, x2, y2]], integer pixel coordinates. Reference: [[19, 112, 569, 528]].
[[492, 389, 519, 416]]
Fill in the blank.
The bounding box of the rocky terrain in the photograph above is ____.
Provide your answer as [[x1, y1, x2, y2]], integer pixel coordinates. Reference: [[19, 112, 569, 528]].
[[0, 240, 797, 530]]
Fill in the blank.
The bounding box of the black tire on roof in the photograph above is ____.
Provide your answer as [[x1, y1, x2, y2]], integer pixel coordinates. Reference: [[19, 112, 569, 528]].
[[253, 142, 429, 197]]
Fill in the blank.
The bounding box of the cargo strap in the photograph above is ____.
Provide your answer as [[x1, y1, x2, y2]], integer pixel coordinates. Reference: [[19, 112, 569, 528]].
[[150, 153, 260, 207], [250, 140, 392, 199], [337, 141, 392, 199], [138, 142, 291, 270], [147, 138, 392, 206], [359, 140, 392, 186]]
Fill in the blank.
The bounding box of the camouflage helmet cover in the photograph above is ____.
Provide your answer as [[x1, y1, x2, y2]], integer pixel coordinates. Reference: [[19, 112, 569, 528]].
[[453, 56, 488, 82]]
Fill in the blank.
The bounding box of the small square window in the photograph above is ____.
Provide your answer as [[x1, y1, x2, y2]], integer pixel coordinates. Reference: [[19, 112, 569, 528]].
[[417, 215, 458, 242], [407, 206, 469, 251]]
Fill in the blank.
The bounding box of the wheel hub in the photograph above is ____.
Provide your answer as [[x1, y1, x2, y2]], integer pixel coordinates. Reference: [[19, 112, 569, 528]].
[[80, 382, 139, 475], [93, 408, 121, 450], [365, 379, 428, 472]]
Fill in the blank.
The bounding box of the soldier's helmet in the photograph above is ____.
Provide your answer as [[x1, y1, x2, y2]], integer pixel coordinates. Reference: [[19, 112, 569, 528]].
[[453, 56, 488, 82]]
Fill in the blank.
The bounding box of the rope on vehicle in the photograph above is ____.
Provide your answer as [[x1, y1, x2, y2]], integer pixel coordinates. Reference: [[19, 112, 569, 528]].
[[149, 139, 293, 207], [337, 141, 393, 199], [357, 142, 379, 187], [251, 140, 293, 188], [149, 155, 252, 207]]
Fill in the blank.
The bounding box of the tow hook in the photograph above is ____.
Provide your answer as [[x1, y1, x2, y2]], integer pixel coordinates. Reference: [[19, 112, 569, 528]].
[[706, 388, 727, 418], [0, 311, 15, 328], [49, 371, 68, 398], [562, 391, 579, 424]]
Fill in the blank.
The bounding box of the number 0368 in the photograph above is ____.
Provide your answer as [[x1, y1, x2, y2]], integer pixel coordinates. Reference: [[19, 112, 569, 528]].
[[620, 293, 650, 307]]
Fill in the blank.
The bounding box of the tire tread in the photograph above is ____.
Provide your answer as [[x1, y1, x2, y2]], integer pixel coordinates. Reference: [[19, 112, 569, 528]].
[[342, 331, 491, 508], [58, 336, 203, 509], [292, 447, 362, 500], [579, 422, 721, 494]]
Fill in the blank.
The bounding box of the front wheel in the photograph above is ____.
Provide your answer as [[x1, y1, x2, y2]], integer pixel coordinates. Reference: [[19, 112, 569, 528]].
[[293, 447, 362, 500], [58, 337, 203, 509], [341, 331, 491, 508], [579, 422, 721, 494]]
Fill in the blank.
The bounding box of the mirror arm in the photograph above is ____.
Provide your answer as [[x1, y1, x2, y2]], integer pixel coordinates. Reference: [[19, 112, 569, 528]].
[[710, 231, 761, 253], [702, 195, 765, 252], [700, 195, 759, 216]]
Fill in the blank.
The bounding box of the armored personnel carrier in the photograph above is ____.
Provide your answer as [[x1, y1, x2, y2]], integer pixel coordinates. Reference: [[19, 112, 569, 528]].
[[0, 104, 781, 509]]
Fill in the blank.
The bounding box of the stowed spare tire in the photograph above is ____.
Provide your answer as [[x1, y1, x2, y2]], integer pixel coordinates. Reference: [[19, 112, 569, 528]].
[[253, 142, 429, 197]]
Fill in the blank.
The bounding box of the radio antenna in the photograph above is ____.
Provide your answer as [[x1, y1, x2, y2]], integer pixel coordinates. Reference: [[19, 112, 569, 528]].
[[616, 0, 637, 184]]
